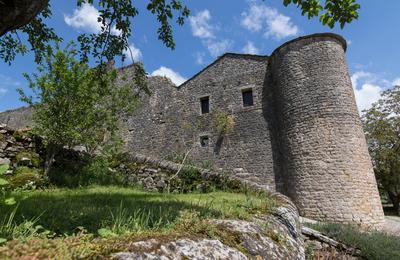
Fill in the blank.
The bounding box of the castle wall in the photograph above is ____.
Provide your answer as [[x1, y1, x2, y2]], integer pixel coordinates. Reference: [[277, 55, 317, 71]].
[[0, 33, 385, 226], [122, 54, 277, 189], [268, 34, 384, 226]]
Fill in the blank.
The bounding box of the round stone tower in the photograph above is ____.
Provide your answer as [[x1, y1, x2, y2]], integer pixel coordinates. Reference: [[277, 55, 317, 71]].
[[268, 33, 384, 227]]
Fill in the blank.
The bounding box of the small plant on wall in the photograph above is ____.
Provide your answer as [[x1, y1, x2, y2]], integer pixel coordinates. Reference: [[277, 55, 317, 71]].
[[212, 110, 235, 135]]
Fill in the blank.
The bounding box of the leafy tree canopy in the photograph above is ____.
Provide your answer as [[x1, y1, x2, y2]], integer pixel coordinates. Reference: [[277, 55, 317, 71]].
[[18, 43, 143, 173], [362, 85, 400, 214], [0, 0, 360, 66]]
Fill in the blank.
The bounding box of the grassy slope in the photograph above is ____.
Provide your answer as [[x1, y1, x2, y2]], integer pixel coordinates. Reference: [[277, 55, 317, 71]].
[[308, 223, 400, 260], [0, 186, 276, 258], [0, 186, 275, 235]]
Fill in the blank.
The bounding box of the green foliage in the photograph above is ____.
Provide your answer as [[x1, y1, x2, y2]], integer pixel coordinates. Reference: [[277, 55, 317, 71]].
[[8, 171, 44, 190], [362, 85, 400, 214], [308, 222, 400, 260], [283, 0, 360, 28], [1, 1, 189, 65], [49, 153, 125, 188], [18, 44, 141, 173], [0, 164, 9, 175], [212, 110, 235, 135], [15, 151, 41, 168], [0, 206, 46, 244], [0, 186, 275, 237]]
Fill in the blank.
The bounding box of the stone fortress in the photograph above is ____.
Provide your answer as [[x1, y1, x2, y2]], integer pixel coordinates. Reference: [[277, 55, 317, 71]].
[[0, 33, 385, 227]]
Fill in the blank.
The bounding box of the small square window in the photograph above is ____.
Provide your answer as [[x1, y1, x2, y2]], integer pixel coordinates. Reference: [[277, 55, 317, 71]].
[[242, 89, 254, 107], [200, 96, 210, 114], [200, 136, 209, 147]]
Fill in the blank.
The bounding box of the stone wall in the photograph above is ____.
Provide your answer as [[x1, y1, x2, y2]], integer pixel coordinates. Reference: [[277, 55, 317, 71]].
[[0, 33, 385, 227], [268, 34, 384, 226], [0, 124, 43, 171]]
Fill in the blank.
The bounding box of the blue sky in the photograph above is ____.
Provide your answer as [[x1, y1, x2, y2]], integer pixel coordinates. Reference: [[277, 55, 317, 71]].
[[0, 0, 399, 113]]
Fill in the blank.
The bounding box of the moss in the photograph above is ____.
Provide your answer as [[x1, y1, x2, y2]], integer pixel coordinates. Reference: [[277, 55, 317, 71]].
[[0, 133, 4, 141], [15, 151, 41, 168], [13, 166, 40, 176], [8, 171, 43, 188]]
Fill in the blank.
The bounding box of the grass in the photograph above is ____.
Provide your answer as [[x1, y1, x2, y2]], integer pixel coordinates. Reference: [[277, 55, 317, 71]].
[[308, 222, 400, 260], [0, 186, 276, 258], [0, 186, 275, 236]]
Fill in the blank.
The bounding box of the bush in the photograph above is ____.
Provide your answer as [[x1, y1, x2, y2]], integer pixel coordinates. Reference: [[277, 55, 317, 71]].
[[15, 151, 41, 168], [48, 152, 125, 188], [13, 166, 40, 176], [8, 172, 44, 189]]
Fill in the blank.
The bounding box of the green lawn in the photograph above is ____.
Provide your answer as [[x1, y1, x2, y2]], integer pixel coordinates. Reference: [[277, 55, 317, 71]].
[[1, 186, 275, 237], [0, 186, 276, 258]]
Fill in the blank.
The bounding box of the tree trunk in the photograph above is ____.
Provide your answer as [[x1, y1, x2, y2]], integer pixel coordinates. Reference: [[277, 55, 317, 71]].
[[388, 191, 400, 216], [0, 0, 49, 37], [44, 142, 58, 177]]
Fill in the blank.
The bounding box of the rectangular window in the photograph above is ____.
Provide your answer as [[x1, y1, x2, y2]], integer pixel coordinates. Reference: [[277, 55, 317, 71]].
[[200, 96, 210, 114], [242, 89, 254, 107]]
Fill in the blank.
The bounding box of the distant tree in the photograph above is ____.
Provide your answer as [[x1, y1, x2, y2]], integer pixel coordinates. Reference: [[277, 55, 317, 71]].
[[1, 0, 359, 66], [17, 43, 144, 175], [362, 85, 400, 215]]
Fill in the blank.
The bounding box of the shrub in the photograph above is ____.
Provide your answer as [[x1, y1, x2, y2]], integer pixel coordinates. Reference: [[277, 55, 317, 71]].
[[15, 151, 41, 168], [48, 153, 125, 188], [8, 172, 43, 189], [13, 166, 40, 176]]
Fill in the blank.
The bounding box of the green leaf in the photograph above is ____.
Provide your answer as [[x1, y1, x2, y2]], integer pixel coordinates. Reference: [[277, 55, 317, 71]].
[[0, 164, 9, 175], [4, 197, 16, 205], [0, 238, 7, 245], [97, 228, 116, 238], [0, 177, 9, 186]]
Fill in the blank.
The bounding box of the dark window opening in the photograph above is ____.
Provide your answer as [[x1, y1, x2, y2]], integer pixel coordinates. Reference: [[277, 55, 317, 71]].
[[242, 89, 254, 107], [200, 96, 210, 114], [200, 136, 209, 147]]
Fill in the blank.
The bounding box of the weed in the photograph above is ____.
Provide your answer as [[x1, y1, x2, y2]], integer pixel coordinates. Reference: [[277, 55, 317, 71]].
[[308, 222, 400, 260]]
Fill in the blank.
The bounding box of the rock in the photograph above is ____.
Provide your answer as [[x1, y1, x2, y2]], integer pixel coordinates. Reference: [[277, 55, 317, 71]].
[[0, 124, 6, 129], [156, 179, 166, 189], [4, 170, 13, 176], [18, 157, 31, 166], [112, 239, 247, 260], [0, 157, 10, 165]]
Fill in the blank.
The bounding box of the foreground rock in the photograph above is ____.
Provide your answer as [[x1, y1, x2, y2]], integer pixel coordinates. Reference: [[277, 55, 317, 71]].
[[113, 193, 305, 260]]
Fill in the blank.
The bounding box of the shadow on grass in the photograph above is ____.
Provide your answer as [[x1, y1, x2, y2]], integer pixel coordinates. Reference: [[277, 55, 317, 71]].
[[0, 189, 222, 235]]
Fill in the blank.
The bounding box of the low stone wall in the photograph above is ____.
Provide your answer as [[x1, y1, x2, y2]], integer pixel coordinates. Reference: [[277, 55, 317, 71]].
[[0, 124, 43, 172]]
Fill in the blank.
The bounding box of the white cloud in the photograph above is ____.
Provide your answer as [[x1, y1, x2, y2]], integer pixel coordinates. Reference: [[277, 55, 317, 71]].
[[393, 78, 400, 86], [350, 71, 374, 89], [189, 10, 233, 58], [353, 83, 382, 113], [241, 2, 299, 40], [151, 67, 186, 86], [350, 71, 383, 113], [205, 39, 233, 57], [195, 52, 206, 65], [0, 88, 7, 96], [123, 44, 142, 62], [189, 10, 215, 39], [242, 41, 259, 54], [64, 3, 121, 34]]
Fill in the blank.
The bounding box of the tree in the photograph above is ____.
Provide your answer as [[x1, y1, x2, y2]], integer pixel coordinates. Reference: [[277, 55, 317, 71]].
[[0, 0, 359, 66], [17, 43, 144, 175], [362, 85, 400, 215]]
